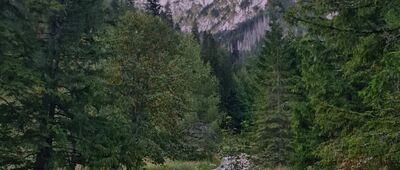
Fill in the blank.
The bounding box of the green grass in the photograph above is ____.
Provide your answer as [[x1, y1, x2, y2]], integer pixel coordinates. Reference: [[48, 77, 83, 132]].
[[143, 160, 218, 170]]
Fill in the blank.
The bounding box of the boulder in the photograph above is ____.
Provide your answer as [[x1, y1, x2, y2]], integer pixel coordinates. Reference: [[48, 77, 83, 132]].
[[214, 153, 251, 170]]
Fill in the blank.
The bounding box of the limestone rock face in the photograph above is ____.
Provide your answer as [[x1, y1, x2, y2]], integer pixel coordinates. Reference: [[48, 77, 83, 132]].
[[134, 0, 269, 52], [134, 0, 295, 52], [136, 0, 266, 32], [214, 153, 252, 170]]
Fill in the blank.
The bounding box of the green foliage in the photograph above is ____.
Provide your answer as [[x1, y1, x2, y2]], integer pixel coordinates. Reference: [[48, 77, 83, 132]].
[[108, 11, 222, 165], [2, 0, 398, 169], [146, 0, 162, 16], [144, 159, 218, 170], [284, 0, 400, 169], [200, 32, 248, 132], [0, 0, 125, 169], [219, 128, 253, 156], [240, 1, 400, 169], [248, 19, 299, 168], [0, 1, 40, 169], [1, 2, 221, 169]]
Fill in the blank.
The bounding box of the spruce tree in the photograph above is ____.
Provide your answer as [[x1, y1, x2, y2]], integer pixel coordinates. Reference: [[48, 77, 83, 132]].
[[0, 0, 133, 169], [251, 18, 297, 167], [161, 2, 174, 28], [200, 32, 247, 132], [0, 1, 40, 168], [174, 35, 222, 160], [287, 0, 400, 168], [146, 0, 162, 16], [192, 20, 201, 43], [0, 0, 223, 169]]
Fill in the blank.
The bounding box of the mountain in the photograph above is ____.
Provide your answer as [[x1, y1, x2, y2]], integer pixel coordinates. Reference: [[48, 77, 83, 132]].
[[135, 0, 294, 52]]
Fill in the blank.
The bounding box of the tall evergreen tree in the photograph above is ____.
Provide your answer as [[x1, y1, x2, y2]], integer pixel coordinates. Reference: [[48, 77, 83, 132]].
[[0, 1, 40, 168], [287, 0, 400, 168], [250, 18, 298, 167], [191, 20, 201, 43], [161, 2, 174, 28], [200, 32, 247, 132], [0, 0, 134, 169], [146, 0, 162, 16], [174, 35, 222, 161]]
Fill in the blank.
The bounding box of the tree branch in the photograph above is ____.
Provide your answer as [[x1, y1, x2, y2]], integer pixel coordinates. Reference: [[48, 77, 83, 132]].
[[289, 15, 400, 35], [0, 96, 12, 106]]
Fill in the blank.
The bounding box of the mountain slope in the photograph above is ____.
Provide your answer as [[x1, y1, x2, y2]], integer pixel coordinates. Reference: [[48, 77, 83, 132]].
[[135, 0, 294, 52]]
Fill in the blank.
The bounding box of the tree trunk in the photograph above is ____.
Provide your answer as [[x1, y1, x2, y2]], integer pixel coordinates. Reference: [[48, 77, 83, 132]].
[[33, 3, 64, 168], [34, 95, 56, 170]]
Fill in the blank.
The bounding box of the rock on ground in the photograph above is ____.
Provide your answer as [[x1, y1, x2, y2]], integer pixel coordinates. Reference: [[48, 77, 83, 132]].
[[214, 153, 251, 170]]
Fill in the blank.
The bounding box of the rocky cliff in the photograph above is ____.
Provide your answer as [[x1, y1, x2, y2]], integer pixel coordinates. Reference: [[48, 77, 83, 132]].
[[135, 0, 294, 52]]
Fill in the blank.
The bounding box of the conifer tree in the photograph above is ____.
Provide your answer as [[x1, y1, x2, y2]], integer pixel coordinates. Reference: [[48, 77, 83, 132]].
[[146, 0, 162, 16], [200, 32, 247, 132], [251, 18, 298, 167], [0, 0, 133, 169], [0, 1, 40, 168], [1, 0, 222, 169], [191, 20, 201, 43], [174, 35, 222, 160], [287, 0, 400, 168], [161, 2, 174, 28]]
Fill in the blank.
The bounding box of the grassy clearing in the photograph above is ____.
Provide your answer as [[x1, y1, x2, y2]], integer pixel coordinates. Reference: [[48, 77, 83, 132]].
[[143, 160, 218, 170], [252, 165, 291, 170]]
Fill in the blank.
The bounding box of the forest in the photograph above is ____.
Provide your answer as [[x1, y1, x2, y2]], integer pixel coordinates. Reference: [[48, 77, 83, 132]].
[[0, 0, 399, 169]]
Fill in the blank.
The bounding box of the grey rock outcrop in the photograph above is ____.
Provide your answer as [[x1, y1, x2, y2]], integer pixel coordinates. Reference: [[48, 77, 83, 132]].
[[214, 153, 252, 170]]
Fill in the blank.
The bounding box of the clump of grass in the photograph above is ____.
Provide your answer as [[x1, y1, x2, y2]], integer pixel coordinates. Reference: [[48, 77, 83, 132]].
[[143, 159, 218, 170], [253, 165, 291, 170]]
